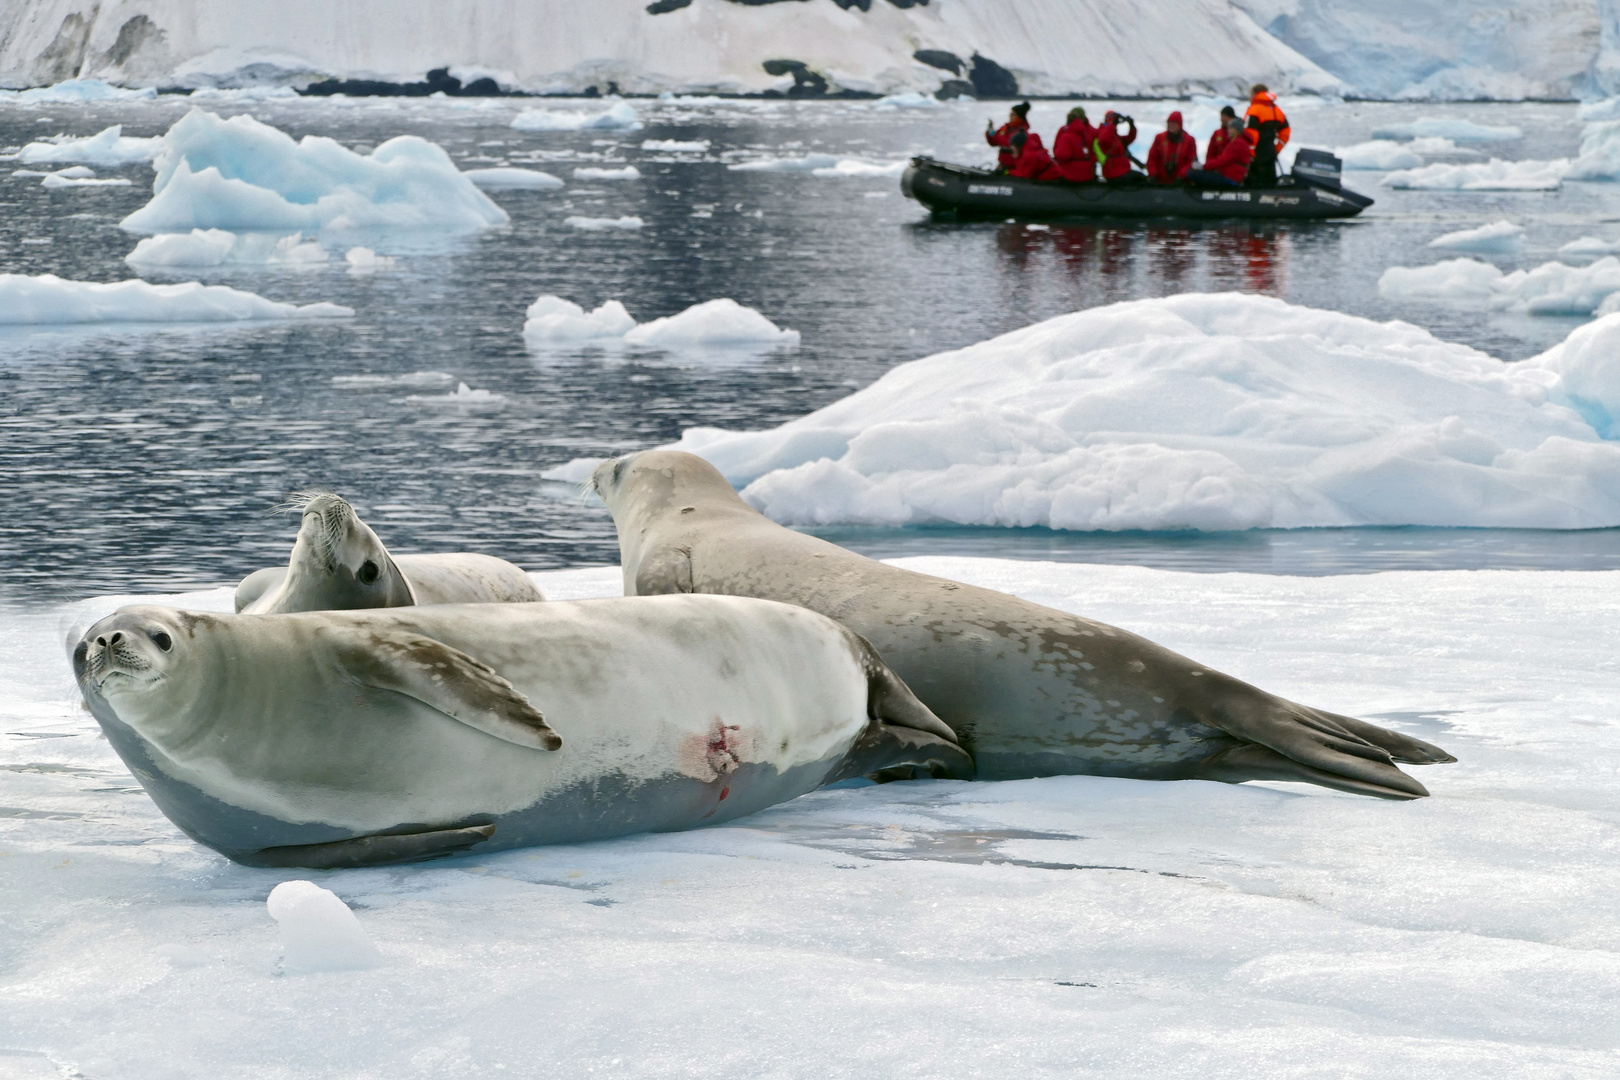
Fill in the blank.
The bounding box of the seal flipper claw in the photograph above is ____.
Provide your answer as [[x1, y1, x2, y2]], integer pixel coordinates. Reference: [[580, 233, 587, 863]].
[[243, 823, 497, 869], [1196, 744, 1428, 801], [1314, 711, 1457, 765]]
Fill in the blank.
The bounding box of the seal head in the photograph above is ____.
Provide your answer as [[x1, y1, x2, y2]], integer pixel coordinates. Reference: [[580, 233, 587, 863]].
[[243, 493, 415, 613]]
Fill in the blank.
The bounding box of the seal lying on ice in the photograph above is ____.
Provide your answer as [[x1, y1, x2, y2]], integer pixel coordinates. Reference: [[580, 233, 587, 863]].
[[590, 450, 1456, 801], [237, 492, 542, 613], [73, 596, 970, 868]]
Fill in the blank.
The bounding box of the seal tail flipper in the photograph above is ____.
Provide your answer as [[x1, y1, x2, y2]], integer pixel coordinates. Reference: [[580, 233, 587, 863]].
[[1311, 710, 1457, 765], [1195, 743, 1428, 800], [1210, 698, 1436, 797], [240, 824, 497, 869]]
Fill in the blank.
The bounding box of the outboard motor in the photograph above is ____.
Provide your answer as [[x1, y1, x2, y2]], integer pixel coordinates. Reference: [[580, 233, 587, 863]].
[[1291, 148, 1343, 191]]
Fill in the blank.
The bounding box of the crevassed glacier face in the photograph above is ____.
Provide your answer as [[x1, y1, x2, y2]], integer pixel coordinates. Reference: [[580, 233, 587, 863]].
[[620, 294, 1620, 532], [119, 108, 509, 235]]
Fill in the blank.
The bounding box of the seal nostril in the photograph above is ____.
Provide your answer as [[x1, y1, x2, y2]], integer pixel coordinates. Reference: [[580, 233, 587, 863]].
[[109, 632, 123, 645], [96, 636, 107, 647], [358, 560, 380, 585]]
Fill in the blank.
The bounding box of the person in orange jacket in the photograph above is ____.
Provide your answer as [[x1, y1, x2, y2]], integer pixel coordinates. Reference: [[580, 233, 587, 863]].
[[986, 101, 1032, 173], [1093, 111, 1138, 183], [1244, 84, 1290, 187], [1052, 106, 1097, 182], [1007, 129, 1063, 181], [1145, 110, 1198, 183], [1186, 112, 1253, 187]]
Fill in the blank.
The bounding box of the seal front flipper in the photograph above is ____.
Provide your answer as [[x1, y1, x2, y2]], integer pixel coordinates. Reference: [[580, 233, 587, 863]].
[[243, 824, 497, 869], [321, 624, 563, 751], [831, 723, 976, 784], [633, 545, 693, 595], [1195, 744, 1427, 801]]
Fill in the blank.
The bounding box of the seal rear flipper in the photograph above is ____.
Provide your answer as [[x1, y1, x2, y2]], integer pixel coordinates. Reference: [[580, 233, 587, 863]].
[[1195, 743, 1428, 801], [241, 823, 497, 869], [234, 566, 285, 612], [1311, 710, 1457, 765], [322, 624, 563, 751], [829, 723, 976, 784], [633, 545, 693, 596]]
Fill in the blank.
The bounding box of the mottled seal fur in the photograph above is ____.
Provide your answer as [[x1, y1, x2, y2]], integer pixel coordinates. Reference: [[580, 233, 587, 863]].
[[237, 492, 542, 614], [73, 597, 970, 868], [590, 450, 1456, 801]]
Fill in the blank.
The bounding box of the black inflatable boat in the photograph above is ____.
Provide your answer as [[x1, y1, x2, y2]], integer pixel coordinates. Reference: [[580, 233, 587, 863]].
[[900, 149, 1373, 222]]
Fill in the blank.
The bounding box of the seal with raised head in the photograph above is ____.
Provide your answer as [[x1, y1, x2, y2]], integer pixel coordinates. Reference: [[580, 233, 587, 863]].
[[590, 450, 1456, 800], [72, 596, 970, 868], [237, 492, 543, 613]]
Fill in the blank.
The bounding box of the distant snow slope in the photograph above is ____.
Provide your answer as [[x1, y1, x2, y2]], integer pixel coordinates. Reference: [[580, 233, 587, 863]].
[[0, 0, 1336, 98]]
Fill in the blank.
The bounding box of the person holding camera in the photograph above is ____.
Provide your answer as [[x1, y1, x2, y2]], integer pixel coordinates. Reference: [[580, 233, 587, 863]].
[[1093, 111, 1138, 184], [985, 101, 1032, 174]]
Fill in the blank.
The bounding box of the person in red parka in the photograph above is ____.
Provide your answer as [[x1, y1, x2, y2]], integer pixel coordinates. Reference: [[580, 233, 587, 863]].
[[1186, 113, 1253, 187], [1204, 104, 1238, 164], [1145, 110, 1198, 183], [1052, 106, 1097, 182], [986, 101, 1032, 173], [1007, 129, 1063, 181], [1092, 111, 1138, 183]]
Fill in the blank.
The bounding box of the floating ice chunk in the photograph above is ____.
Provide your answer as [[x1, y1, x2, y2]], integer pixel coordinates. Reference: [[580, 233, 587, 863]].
[[1565, 120, 1620, 181], [0, 273, 352, 324], [623, 298, 800, 351], [332, 371, 455, 389], [462, 166, 564, 189], [511, 102, 642, 132], [185, 85, 300, 103], [344, 246, 396, 272], [1372, 118, 1522, 141], [1378, 258, 1504, 301], [565, 215, 644, 230], [1406, 136, 1474, 156], [266, 881, 382, 975], [875, 92, 939, 109], [124, 229, 329, 267], [1428, 220, 1525, 254], [1380, 256, 1620, 315], [728, 154, 840, 173], [17, 125, 161, 166], [641, 139, 710, 152], [41, 167, 131, 188], [571, 165, 640, 180], [120, 109, 508, 235], [1559, 236, 1620, 258], [1578, 97, 1620, 122], [1382, 159, 1568, 191], [3, 79, 156, 104], [522, 295, 637, 342], [407, 381, 507, 407], [1529, 312, 1620, 436], [1332, 141, 1423, 170], [811, 159, 909, 178]]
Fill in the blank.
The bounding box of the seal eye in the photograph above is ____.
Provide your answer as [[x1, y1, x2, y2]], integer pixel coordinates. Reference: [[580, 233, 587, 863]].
[[357, 560, 380, 585], [149, 631, 173, 652]]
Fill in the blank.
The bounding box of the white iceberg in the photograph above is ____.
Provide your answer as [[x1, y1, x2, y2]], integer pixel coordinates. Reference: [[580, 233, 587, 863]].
[[119, 108, 509, 235], [559, 293, 1620, 531], [267, 881, 382, 975], [1565, 119, 1620, 181], [1382, 159, 1568, 191], [1371, 118, 1522, 141], [523, 294, 796, 355], [124, 229, 329, 268], [1332, 141, 1423, 171], [641, 139, 710, 152], [523, 295, 638, 342], [462, 166, 564, 190], [17, 125, 161, 167], [874, 92, 940, 109], [571, 165, 640, 180], [1381, 257, 1620, 316], [564, 215, 644, 231], [1559, 236, 1620, 258], [343, 246, 396, 272], [0, 273, 352, 324], [1427, 221, 1525, 254], [0, 79, 156, 104], [510, 102, 641, 132]]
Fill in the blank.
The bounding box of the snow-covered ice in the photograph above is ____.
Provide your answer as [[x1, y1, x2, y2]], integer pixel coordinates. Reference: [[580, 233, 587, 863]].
[[874, 91, 940, 109], [554, 294, 1620, 531], [1380, 257, 1620, 317], [570, 165, 640, 181], [124, 229, 329, 267], [4, 557, 1619, 1077], [15, 124, 160, 166], [564, 215, 644, 231], [266, 881, 383, 974], [523, 294, 797, 357], [1371, 118, 1522, 142], [119, 108, 509, 235], [461, 166, 564, 190], [1426, 220, 1525, 254], [1382, 159, 1568, 191], [0, 273, 352, 324], [510, 102, 642, 132]]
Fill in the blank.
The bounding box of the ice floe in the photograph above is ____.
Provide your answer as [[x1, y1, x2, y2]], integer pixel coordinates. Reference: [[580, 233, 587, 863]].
[[556, 293, 1620, 531], [461, 166, 564, 189], [571, 165, 640, 181], [1560, 236, 1620, 258], [510, 102, 642, 132], [16, 125, 161, 166], [641, 139, 710, 152], [0, 273, 352, 324], [1371, 118, 1522, 141], [1427, 220, 1525, 254], [1382, 159, 1568, 190], [564, 215, 644, 230], [523, 294, 796, 355], [1380, 257, 1620, 315], [1565, 119, 1620, 181], [0, 78, 155, 104], [331, 371, 456, 389], [5, 557, 1620, 1076], [267, 881, 382, 974], [343, 246, 396, 272], [728, 154, 908, 177], [874, 91, 940, 109], [119, 108, 508, 235], [124, 229, 330, 268], [1332, 140, 1422, 170], [406, 382, 507, 408], [38, 166, 131, 188]]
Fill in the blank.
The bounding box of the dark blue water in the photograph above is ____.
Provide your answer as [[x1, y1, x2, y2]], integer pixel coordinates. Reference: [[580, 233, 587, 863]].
[[3, 95, 1618, 600]]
